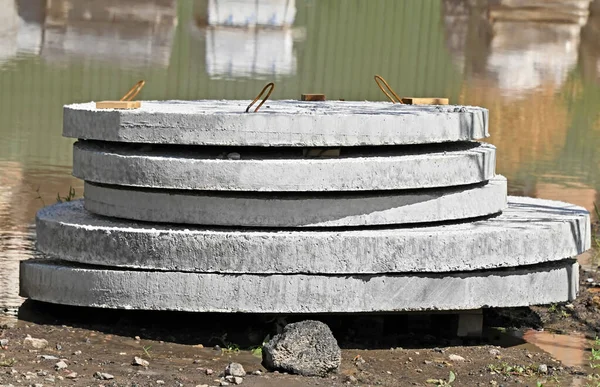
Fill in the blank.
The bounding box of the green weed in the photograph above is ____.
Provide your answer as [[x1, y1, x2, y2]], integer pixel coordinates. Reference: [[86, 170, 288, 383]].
[[426, 370, 456, 386], [0, 358, 16, 367], [56, 186, 76, 203]]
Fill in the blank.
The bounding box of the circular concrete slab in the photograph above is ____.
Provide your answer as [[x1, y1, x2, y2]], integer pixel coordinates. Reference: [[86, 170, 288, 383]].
[[83, 177, 508, 227], [19, 259, 578, 313], [73, 141, 497, 191], [35, 197, 590, 274], [63, 100, 489, 146]]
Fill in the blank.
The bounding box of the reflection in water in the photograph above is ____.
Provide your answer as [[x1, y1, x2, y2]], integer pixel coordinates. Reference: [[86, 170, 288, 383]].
[[0, 161, 81, 309], [445, 0, 600, 213], [42, 0, 178, 68], [444, 0, 591, 96], [195, 0, 299, 79], [522, 329, 588, 368], [0, 0, 178, 68]]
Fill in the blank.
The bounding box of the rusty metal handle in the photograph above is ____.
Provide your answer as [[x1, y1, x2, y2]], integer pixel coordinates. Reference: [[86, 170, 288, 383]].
[[246, 82, 275, 113], [120, 80, 146, 101], [374, 75, 402, 104]]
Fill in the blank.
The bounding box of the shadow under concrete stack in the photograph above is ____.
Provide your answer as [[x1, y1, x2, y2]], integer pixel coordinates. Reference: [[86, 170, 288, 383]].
[[20, 99, 590, 336]]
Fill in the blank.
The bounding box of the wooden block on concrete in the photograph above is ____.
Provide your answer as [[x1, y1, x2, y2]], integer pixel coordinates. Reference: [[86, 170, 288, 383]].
[[301, 94, 326, 101], [401, 97, 449, 105], [95, 101, 141, 109]]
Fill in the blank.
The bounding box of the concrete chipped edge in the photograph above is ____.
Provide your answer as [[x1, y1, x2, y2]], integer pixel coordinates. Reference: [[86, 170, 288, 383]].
[[72, 141, 497, 191], [63, 100, 489, 146], [35, 197, 590, 274], [82, 177, 508, 227], [20, 259, 578, 313]]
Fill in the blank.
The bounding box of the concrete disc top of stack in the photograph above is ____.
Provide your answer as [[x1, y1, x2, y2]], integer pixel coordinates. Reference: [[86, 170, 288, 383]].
[[66, 100, 501, 227], [63, 100, 489, 146]]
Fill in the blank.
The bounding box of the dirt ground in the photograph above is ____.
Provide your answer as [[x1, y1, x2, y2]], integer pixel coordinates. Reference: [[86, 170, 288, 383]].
[[0, 308, 583, 387], [0, 277, 597, 387], [3, 237, 600, 387]]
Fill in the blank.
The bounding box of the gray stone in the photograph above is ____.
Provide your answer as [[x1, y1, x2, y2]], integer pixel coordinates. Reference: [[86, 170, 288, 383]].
[[19, 259, 579, 313], [224, 363, 245, 377], [82, 177, 507, 227], [23, 336, 48, 349], [133, 357, 149, 367], [72, 140, 496, 192], [94, 372, 114, 380], [63, 100, 489, 146], [54, 361, 68, 370], [262, 320, 341, 376], [35, 197, 589, 274]]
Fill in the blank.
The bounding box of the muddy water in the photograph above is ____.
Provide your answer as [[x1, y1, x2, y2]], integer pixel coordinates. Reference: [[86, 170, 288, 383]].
[[2, 0, 600, 312]]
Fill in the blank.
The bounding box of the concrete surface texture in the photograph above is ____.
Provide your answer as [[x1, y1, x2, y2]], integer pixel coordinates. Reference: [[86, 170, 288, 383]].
[[19, 259, 579, 313], [82, 177, 508, 227], [63, 100, 489, 146], [72, 141, 497, 191], [35, 197, 590, 274]]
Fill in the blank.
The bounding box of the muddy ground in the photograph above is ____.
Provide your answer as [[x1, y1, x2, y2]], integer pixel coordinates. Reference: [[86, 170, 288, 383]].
[[1, 266, 599, 387], [3, 248, 600, 387]]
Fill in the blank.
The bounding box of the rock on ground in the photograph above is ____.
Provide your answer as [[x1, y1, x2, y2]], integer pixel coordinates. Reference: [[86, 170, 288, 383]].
[[23, 335, 48, 349], [262, 320, 341, 376], [225, 362, 246, 377]]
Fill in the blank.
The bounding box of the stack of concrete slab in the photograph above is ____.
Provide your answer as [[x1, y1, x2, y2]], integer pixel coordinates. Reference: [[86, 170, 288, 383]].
[[20, 100, 590, 321]]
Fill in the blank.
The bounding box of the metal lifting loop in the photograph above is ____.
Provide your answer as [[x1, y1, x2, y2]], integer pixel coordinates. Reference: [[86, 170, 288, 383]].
[[374, 75, 402, 104], [246, 82, 275, 113], [120, 80, 146, 102]]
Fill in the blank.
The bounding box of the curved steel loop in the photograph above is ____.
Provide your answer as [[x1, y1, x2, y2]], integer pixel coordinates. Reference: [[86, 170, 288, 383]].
[[120, 80, 146, 101], [374, 75, 402, 104], [246, 82, 275, 113]]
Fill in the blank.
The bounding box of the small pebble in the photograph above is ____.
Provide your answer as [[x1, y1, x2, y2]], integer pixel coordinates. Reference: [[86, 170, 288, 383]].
[[225, 362, 246, 377], [157, 380, 165, 385], [227, 152, 241, 160], [73, 350, 82, 356], [66, 372, 78, 379], [205, 368, 214, 375], [54, 360, 68, 371], [94, 372, 114, 380], [448, 354, 465, 362], [538, 364, 548, 374], [133, 357, 150, 367], [252, 370, 262, 376]]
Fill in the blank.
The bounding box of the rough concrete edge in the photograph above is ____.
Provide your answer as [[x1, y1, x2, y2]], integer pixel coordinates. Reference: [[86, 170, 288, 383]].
[[34, 197, 591, 274], [62, 102, 489, 145], [19, 259, 578, 313], [71, 141, 497, 191], [81, 177, 508, 227]]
